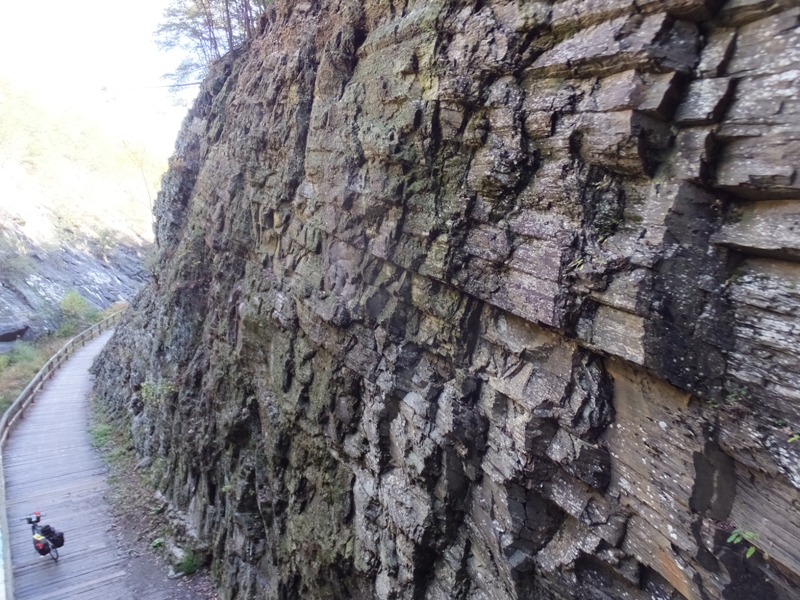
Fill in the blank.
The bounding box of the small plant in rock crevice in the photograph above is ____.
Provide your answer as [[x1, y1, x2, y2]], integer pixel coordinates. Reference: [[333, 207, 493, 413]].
[[728, 528, 760, 559], [726, 385, 752, 405], [140, 380, 178, 406], [702, 385, 754, 410], [179, 549, 202, 576]]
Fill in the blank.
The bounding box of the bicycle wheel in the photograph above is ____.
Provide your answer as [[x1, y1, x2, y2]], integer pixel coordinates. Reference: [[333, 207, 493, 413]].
[[49, 544, 58, 562]]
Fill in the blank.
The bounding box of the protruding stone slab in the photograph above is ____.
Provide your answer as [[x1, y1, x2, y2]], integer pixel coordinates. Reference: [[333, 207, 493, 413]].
[[589, 306, 646, 364], [696, 29, 736, 76], [674, 78, 734, 125], [530, 14, 699, 77], [577, 110, 670, 177], [712, 200, 800, 260]]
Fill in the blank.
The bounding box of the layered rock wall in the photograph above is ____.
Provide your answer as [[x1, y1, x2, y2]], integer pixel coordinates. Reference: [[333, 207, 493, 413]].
[[93, 1, 800, 598], [0, 219, 149, 340]]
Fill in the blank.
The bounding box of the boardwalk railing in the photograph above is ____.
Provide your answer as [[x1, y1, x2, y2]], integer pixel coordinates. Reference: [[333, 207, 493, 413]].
[[0, 310, 125, 600]]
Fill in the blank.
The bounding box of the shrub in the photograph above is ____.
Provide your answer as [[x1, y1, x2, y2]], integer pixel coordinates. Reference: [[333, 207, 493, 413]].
[[58, 289, 108, 332], [85, 308, 102, 323], [0, 336, 73, 413], [60, 289, 90, 320], [9, 341, 36, 365], [56, 320, 77, 338], [179, 549, 201, 575]]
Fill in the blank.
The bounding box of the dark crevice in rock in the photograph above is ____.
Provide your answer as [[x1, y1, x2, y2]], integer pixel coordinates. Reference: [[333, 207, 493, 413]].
[[690, 440, 736, 520]]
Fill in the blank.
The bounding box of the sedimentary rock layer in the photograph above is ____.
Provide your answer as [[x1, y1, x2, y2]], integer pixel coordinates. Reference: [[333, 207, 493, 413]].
[[93, 1, 800, 598]]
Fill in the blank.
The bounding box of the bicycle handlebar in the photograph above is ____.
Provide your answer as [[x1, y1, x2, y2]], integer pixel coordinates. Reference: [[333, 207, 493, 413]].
[[21, 512, 45, 523]]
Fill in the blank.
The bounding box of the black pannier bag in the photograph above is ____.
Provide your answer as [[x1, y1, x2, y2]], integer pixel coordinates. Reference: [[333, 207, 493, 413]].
[[40, 524, 64, 548], [50, 531, 65, 548], [33, 534, 50, 555]]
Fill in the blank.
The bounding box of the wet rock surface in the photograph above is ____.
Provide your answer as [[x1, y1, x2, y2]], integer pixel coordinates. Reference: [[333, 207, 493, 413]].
[[92, 1, 800, 599]]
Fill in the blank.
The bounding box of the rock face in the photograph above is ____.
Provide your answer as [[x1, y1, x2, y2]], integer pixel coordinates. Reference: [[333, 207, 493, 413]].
[[0, 219, 149, 339], [91, 1, 800, 599]]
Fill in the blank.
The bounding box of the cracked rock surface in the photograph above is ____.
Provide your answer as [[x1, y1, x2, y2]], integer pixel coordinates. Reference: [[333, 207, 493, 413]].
[[92, 1, 800, 598]]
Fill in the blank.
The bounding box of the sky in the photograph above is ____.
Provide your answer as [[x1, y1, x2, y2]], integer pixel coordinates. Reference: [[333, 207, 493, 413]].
[[0, 0, 192, 158]]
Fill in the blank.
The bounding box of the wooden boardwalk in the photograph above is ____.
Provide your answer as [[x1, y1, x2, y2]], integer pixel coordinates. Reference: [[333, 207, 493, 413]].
[[2, 331, 134, 600]]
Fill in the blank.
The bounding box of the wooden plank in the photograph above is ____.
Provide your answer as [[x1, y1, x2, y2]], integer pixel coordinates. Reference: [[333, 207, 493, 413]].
[[3, 331, 138, 600]]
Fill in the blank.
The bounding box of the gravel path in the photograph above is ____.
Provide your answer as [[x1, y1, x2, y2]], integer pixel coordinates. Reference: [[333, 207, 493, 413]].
[[95, 422, 220, 600]]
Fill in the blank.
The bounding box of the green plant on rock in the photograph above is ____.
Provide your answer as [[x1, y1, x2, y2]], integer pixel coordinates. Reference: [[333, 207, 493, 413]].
[[567, 256, 584, 270], [788, 432, 800, 443], [140, 380, 177, 406], [728, 528, 760, 559], [179, 549, 201, 575], [147, 457, 167, 488], [726, 385, 752, 405], [150, 537, 165, 549], [726, 268, 748, 286]]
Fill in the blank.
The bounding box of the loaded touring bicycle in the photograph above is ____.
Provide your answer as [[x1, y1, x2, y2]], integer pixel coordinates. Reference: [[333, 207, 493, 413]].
[[23, 512, 64, 561]]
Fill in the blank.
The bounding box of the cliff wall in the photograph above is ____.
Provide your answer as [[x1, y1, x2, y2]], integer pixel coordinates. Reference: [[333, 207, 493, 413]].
[[92, 1, 800, 598], [0, 219, 148, 340]]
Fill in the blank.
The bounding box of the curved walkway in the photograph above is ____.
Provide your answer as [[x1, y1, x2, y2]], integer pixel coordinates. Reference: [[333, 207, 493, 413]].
[[2, 331, 129, 600]]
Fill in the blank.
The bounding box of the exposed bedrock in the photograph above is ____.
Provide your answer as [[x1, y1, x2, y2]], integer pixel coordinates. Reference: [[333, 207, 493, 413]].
[[92, 1, 800, 598]]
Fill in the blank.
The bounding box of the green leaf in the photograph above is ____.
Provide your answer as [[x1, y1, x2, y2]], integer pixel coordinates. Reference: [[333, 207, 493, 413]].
[[746, 546, 755, 559], [788, 434, 800, 443], [727, 533, 739, 543]]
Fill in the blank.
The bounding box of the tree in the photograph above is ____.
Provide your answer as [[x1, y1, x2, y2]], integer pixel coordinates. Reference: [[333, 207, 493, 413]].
[[155, 0, 268, 88]]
